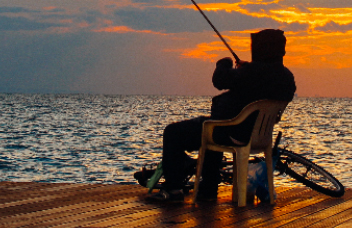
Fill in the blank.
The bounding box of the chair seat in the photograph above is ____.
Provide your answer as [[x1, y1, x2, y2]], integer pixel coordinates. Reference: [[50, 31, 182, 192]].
[[192, 99, 288, 207]]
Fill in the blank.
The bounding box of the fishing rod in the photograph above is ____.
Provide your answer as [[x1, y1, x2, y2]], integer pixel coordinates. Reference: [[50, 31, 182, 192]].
[[191, 0, 240, 63]]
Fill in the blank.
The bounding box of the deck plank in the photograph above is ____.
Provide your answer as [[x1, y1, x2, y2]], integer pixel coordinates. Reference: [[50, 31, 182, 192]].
[[178, 188, 321, 228], [335, 218, 352, 228], [0, 182, 350, 228], [236, 189, 352, 228], [0, 185, 146, 228], [281, 197, 352, 228]]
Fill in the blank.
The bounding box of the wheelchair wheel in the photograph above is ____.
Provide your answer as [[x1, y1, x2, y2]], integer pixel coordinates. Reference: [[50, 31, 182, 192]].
[[277, 149, 345, 197]]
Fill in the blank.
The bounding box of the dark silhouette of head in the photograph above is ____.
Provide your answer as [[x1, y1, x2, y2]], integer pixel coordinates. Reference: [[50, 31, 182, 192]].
[[251, 29, 286, 62]]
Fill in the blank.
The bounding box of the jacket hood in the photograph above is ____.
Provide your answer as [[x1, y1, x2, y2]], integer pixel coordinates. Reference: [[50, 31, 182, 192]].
[[251, 29, 286, 62]]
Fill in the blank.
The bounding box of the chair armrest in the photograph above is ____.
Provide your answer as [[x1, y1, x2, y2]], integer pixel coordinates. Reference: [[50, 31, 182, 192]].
[[202, 100, 288, 145], [202, 117, 248, 145], [201, 103, 260, 144]]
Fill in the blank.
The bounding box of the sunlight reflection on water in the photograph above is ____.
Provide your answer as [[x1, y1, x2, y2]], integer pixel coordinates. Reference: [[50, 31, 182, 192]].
[[0, 94, 351, 187]]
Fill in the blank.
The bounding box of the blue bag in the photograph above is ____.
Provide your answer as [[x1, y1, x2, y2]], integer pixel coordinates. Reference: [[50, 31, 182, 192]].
[[247, 153, 279, 202]]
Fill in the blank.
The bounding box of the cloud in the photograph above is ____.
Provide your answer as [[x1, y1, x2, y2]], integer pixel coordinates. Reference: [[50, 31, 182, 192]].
[[131, 0, 168, 4], [93, 25, 168, 35], [281, 22, 309, 32], [293, 4, 311, 13], [0, 28, 218, 95], [42, 7, 66, 13], [0, 6, 39, 13], [240, 2, 283, 13], [130, 0, 241, 5], [315, 21, 352, 33], [0, 2, 310, 34], [0, 32, 97, 93], [113, 7, 282, 33], [0, 15, 62, 31], [187, 0, 242, 3], [1, 0, 351, 97], [113, 7, 204, 33], [79, 10, 104, 24], [283, 0, 352, 8], [37, 7, 104, 25]]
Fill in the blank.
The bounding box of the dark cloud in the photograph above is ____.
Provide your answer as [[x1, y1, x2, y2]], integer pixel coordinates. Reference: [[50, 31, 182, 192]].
[[240, 2, 283, 13], [105, 4, 117, 9], [40, 13, 75, 20], [0, 32, 97, 93], [241, 2, 312, 14], [39, 9, 110, 29], [294, 3, 311, 13], [283, 0, 352, 8], [0, 6, 39, 13], [113, 7, 282, 33], [45, 8, 66, 13], [0, 15, 63, 31], [131, 0, 161, 3], [130, 0, 241, 5], [0, 30, 216, 95], [315, 21, 352, 33], [0, 3, 303, 34], [278, 22, 308, 32], [79, 10, 104, 24], [113, 7, 200, 33], [187, 0, 242, 3]]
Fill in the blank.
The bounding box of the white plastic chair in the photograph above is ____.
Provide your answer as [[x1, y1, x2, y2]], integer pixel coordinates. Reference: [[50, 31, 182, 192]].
[[192, 99, 288, 207]]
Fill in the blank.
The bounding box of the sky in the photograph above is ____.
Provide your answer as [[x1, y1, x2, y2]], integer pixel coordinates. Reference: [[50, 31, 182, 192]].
[[1, 0, 352, 97]]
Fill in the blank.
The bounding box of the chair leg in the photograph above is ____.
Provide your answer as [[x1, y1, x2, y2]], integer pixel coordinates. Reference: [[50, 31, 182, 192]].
[[192, 146, 206, 204], [232, 155, 238, 203], [236, 146, 250, 207], [264, 147, 275, 204]]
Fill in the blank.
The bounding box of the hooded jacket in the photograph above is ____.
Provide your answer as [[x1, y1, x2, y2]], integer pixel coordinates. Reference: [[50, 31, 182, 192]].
[[210, 29, 296, 143]]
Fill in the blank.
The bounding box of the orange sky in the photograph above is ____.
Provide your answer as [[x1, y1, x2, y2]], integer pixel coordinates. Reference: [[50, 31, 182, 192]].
[[1, 0, 352, 97], [170, 2, 352, 97], [176, 2, 352, 68]]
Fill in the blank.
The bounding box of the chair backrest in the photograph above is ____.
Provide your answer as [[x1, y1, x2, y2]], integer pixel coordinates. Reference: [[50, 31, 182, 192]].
[[234, 100, 288, 153]]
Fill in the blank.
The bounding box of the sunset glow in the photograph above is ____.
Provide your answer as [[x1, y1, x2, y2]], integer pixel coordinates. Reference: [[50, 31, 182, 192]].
[[1, 0, 352, 97], [93, 26, 168, 35], [176, 1, 352, 72], [271, 8, 352, 27]]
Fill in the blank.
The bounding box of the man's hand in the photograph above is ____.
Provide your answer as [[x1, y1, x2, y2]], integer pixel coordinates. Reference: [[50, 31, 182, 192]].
[[235, 60, 249, 68]]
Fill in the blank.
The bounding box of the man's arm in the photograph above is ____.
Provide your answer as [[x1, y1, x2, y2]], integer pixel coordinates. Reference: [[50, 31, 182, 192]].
[[212, 57, 249, 90]]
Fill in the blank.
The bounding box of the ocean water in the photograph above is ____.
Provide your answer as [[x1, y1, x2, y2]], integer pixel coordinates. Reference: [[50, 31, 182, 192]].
[[0, 93, 351, 188]]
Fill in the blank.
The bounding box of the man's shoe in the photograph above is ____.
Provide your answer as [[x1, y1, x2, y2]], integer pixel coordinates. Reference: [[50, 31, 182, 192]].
[[197, 182, 218, 201], [196, 191, 218, 201], [147, 189, 184, 202]]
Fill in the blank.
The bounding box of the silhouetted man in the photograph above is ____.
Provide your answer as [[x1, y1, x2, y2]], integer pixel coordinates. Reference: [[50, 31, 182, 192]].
[[149, 29, 296, 202]]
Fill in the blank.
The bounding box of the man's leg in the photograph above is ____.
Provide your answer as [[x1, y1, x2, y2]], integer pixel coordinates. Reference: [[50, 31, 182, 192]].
[[162, 116, 209, 190], [199, 150, 223, 199]]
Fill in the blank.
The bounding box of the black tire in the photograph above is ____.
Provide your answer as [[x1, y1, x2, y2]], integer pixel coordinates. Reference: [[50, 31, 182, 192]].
[[277, 149, 345, 197]]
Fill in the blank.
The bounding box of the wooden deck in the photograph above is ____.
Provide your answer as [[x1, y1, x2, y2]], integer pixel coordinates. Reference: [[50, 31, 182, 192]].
[[0, 182, 351, 227]]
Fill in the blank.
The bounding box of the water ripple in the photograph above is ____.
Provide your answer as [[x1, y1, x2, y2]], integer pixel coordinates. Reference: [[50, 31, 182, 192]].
[[0, 94, 351, 188]]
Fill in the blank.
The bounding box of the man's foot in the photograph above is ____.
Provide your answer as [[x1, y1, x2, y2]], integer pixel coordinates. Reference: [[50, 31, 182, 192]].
[[197, 182, 218, 201], [197, 190, 218, 201], [147, 189, 184, 202]]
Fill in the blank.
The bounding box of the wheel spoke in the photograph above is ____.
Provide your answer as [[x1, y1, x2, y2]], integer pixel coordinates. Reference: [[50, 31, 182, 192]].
[[302, 165, 312, 178]]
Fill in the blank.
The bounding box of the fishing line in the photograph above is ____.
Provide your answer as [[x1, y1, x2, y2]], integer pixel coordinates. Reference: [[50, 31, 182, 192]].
[[191, 0, 240, 62]]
